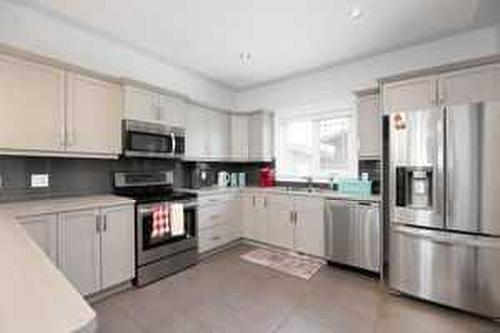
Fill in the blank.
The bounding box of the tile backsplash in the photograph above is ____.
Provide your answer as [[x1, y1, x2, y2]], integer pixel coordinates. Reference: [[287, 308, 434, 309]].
[[0, 156, 180, 202]]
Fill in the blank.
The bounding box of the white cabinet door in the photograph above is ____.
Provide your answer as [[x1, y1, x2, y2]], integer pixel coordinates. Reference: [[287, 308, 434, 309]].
[[208, 110, 230, 159], [294, 198, 325, 257], [66, 72, 122, 155], [58, 209, 100, 296], [123, 85, 159, 122], [267, 195, 294, 250], [241, 193, 256, 239], [438, 64, 500, 105], [185, 104, 208, 158], [100, 205, 135, 290], [253, 194, 268, 243], [18, 214, 58, 264], [357, 94, 381, 158], [383, 76, 437, 112], [158, 93, 187, 127], [230, 115, 250, 160], [0, 54, 65, 152], [249, 112, 274, 161]]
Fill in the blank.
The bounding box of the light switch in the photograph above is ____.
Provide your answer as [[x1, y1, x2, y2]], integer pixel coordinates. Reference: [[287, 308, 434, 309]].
[[30, 174, 50, 188]]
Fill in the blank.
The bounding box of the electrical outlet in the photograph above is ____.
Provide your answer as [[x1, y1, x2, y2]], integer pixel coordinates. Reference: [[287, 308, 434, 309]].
[[30, 174, 50, 188]]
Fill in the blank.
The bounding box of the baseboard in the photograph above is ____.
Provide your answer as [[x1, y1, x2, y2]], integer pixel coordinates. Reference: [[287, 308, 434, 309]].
[[86, 281, 133, 304]]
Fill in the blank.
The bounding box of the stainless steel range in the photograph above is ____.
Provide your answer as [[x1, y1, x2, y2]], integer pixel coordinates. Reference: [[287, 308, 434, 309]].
[[113, 171, 198, 286]]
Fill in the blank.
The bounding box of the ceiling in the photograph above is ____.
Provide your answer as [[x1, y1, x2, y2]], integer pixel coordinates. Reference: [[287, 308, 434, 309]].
[[11, 0, 500, 90]]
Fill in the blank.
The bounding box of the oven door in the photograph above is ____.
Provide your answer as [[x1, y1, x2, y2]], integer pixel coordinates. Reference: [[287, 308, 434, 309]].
[[136, 201, 197, 266], [125, 130, 175, 158]]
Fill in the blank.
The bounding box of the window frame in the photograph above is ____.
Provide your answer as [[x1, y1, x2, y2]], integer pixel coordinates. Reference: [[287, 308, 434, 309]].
[[275, 108, 357, 183]]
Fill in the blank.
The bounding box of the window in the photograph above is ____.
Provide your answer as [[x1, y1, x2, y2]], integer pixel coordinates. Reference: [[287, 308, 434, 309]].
[[275, 110, 356, 182]]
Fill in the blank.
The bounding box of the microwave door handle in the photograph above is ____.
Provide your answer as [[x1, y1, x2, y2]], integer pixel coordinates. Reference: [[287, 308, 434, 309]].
[[171, 133, 176, 155]]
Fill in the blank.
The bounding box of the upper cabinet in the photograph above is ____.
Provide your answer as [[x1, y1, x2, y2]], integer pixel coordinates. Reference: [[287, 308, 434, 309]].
[[249, 112, 274, 161], [382, 76, 437, 112], [382, 63, 500, 112], [230, 115, 250, 160], [66, 72, 122, 156], [123, 85, 158, 122], [123, 85, 187, 127], [185, 104, 230, 160], [158, 93, 187, 127], [438, 64, 500, 105], [0, 54, 65, 152], [0, 53, 122, 158], [356, 91, 381, 159]]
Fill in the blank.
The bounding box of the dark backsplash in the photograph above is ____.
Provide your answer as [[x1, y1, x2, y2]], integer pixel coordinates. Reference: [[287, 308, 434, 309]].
[[0, 156, 268, 202]]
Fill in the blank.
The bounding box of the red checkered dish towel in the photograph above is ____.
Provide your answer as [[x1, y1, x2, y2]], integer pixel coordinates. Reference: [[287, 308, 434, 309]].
[[151, 204, 170, 238]]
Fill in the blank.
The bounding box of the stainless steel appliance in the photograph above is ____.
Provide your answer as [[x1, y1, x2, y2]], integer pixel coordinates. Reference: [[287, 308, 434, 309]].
[[325, 200, 381, 273], [123, 119, 185, 158], [186, 163, 215, 189], [389, 101, 500, 318], [113, 171, 198, 286]]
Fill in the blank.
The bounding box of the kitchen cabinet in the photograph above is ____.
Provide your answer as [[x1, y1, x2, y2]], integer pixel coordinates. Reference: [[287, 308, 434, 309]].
[[294, 197, 325, 257], [100, 205, 135, 290], [58, 209, 101, 296], [66, 72, 122, 156], [241, 192, 268, 242], [185, 104, 207, 158], [123, 85, 187, 127], [230, 115, 250, 160], [382, 76, 437, 112], [158, 93, 187, 127], [0, 54, 65, 152], [207, 110, 230, 159], [123, 85, 159, 122], [185, 104, 231, 160], [58, 204, 135, 295], [267, 194, 294, 249], [356, 92, 381, 159], [438, 64, 500, 105], [249, 112, 274, 161], [18, 214, 58, 265], [198, 193, 241, 253]]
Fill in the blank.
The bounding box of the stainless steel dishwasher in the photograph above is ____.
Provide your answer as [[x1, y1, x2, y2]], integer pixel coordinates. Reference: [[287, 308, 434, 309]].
[[325, 200, 381, 273]]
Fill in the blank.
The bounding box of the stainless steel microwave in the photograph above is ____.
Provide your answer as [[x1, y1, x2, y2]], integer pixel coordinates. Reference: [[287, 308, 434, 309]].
[[123, 119, 185, 158]]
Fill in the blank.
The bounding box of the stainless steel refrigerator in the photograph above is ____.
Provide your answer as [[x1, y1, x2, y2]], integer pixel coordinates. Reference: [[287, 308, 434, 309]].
[[388, 100, 500, 318]]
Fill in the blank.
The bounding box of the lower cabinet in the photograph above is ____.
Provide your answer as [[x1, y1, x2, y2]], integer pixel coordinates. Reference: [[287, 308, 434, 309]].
[[294, 198, 325, 257], [18, 214, 58, 264], [58, 209, 101, 295], [267, 195, 294, 249], [198, 193, 241, 253], [19, 203, 135, 297]]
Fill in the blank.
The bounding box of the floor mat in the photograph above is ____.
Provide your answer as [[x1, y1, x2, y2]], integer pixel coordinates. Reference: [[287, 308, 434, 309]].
[[240, 247, 324, 280]]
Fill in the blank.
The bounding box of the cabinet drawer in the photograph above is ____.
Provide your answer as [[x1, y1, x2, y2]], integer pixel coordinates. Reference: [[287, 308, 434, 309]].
[[198, 193, 237, 207], [198, 204, 231, 230], [198, 224, 231, 253]]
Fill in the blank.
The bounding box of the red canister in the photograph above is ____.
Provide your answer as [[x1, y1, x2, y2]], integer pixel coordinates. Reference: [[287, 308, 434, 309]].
[[259, 167, 275, 187]]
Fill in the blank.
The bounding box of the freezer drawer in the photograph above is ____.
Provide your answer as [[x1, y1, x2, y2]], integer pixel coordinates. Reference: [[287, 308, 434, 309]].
[[389, 225, 500, 318], [325, 200, 380, 272]]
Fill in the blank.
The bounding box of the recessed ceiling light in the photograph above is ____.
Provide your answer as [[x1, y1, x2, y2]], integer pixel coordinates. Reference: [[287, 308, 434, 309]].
[[239, 52, 252, 64], [349, 7, 362, 20]]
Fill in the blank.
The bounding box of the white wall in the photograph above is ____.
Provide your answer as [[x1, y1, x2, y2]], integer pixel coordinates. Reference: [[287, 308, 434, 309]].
[[0, 0, 235, 110], [236, 25, 500, 113]]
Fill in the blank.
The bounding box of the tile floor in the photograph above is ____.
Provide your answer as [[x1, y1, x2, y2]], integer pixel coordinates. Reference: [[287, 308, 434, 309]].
[[93, 245, 500, 333]]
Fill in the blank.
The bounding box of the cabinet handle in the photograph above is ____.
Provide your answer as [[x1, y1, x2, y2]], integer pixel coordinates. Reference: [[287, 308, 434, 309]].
[[96, 215, 101, 233], [290, 211, 294, 223], [264, 197, 268, 208], [211, 236, 221, 241], [252, 196, 256, 207], [294, 212, 298, 224], [103, 214, 107, 232]]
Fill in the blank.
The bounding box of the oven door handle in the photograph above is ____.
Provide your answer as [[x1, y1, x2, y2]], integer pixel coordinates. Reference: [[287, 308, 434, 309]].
[[138, 202, 198, 215]]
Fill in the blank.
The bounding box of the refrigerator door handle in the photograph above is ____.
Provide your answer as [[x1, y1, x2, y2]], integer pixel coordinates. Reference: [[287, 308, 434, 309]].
[[435, 108, 446, 223]]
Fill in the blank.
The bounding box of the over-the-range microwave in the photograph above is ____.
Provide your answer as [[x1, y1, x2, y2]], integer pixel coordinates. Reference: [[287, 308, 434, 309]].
[[122, 119, 185, 158]]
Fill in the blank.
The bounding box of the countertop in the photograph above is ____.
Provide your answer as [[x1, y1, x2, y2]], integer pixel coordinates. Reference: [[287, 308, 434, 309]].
[[0, 194, 135, 333], [182, 186, 381, 202]]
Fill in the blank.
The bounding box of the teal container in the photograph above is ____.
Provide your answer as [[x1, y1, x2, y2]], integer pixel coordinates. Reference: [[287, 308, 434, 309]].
[[338, 179, 372, 195]]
